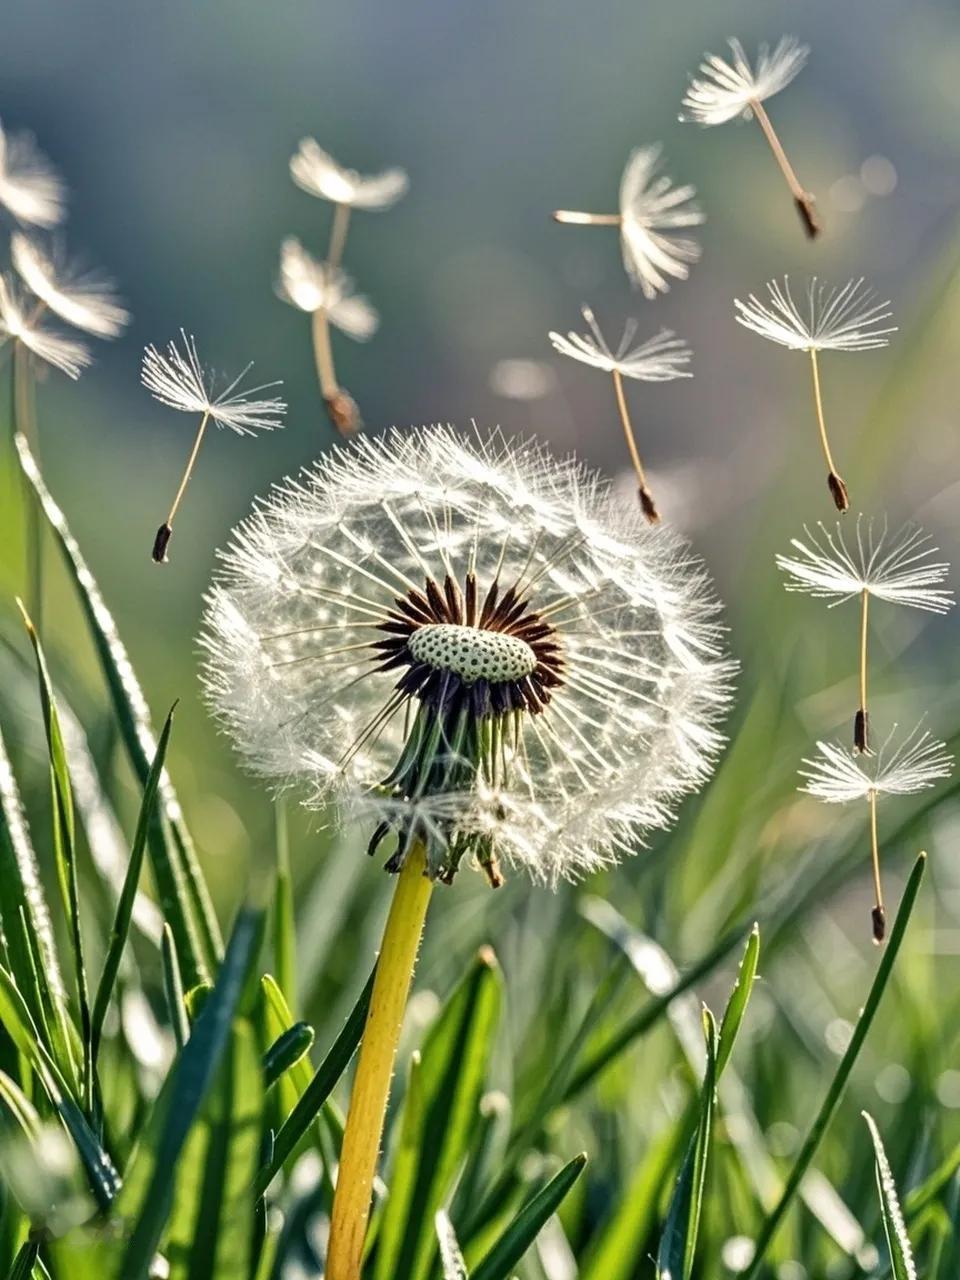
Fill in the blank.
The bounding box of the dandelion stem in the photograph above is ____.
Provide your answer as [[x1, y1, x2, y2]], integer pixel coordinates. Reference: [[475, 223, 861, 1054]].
[[751, 99, 820, 238], [869, 790, 885, 942], [311, 308, 338, 397], [808, 348, 848, 512], [552, 210, 622, 225], [856, 588, 870, 753], [611, 368, 659, 523], [328, 202, 352, 270], [326, 842, 433, 1280], [152, 410, 210, 563]]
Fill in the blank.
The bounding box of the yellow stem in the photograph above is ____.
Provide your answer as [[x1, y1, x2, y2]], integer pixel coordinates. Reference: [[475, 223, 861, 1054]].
[[164, 411, 210, 531], [808, 350, 838, 476], [326, 844, 433, 1280], [869, 789, 883, 916], [859, 588, 869, 720], [311, 309, 338, 397], [612, 369, 659, 520], [328, 202, 352, 270], [552, 210, 622, 225]]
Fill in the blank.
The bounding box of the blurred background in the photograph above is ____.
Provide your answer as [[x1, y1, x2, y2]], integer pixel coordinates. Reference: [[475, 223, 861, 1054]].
[[3, 6, 960, 1266]]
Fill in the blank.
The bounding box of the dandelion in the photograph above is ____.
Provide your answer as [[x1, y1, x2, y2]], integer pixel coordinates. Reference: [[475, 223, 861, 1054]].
[[778, 518, 952, 753], [142, 332, 286, 563], [200, 425, 734, 1279], [276, 236, 377, 436], [0, 275, 90, 379], [553, 146, 703, 299], [735, 277, 895, 512], [11, 233, 129, 339], [801, 725, 952, 940], [549, 305, 692, 520], [680, 37, 819, 237], [0, 117, 66, 228]]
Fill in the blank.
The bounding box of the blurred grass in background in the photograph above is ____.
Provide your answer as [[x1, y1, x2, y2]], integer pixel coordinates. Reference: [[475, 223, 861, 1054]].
[[3, 0, 960, 1274]]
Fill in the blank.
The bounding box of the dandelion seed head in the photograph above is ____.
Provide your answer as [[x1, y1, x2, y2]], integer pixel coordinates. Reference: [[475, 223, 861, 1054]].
[[0, 118, 66, 228], [0, 275, 91, 378], [801, 724, 953, 805], [549, 306, 692, 381], [290, 138, 408, 211], [11, 233, 129, 339], [200, 426, 735, 885], [618, 146, 703, 299], [276, 238, 379, 340], [680, 37, 809, 127], [141, 331, 287, 436], [777, 517, 953, 613], [735, 277, 896, 353]]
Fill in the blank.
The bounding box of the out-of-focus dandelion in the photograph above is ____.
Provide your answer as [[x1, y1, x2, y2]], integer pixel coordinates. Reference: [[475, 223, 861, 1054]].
[[201, 424, 734, 1280], [11, 233, 129, 339], [142, 332, 286, 563], [553, 146, 703, 299], [778, 518, 952, 752], [0, 118, 66, 228], [680, 37, 819, 238], [735, 277, 895, 512], [549, 305, 691, 521], [801, 725, 952, 941], [276, 236, 377, 436], [0, 275, 91, 379]]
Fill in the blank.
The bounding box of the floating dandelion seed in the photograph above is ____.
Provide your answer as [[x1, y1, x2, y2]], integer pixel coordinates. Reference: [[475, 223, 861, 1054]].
[[142, 331, 286, 564], [277, 236, 377, 436], [0, 117, 66, 228], [553, 146, 703, 299], [801, 725, 952, 941], [200, 425, 734, 887], [777, 517, 952, 753], [0, 275, 91, 378], [735, 277, 895, 513], [11, 233, 129, 339], [549, 306, 692, 521], [680, 37, 819, 237]]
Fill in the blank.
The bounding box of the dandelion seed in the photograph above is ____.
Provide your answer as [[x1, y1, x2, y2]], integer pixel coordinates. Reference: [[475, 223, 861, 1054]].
[[801, 724, 952, 940], [735, 277, 895, 513], [680, 37, 819, 237], [290, 138, 409, 213], [549, 306, 692, 521], [276, 236, 376, 437], [0, 275, 91, 378], [141, 331, 286, 563], [553, 146, 703, 299], [11, 233, 129, 339], [0, 117, 66, 228], [778, 517, 952, 754], [200, 425, 735, 888]]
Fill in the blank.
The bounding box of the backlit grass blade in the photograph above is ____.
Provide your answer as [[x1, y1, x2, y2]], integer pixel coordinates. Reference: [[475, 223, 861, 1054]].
[[435, 1209, 469, 1280], [375, 947, 502, 1280], [470, 1153, 587, 1280], [273, 799, 297, 1014], [18, 600, 92, 1113], [163, 923, 191, 1051], [864, 1112, 918, 1280], [255, 962, 376, 1194], [91, 704, 175, 1072], [116, 908, 264, 1280], [0, 723, 72, 1068], [744, 852, 927, 1279], [716, 924, 759, 1078], [15, 432, 222, 986], [164, 1019, 264, 1280], [656, 1008, 718, 1280]]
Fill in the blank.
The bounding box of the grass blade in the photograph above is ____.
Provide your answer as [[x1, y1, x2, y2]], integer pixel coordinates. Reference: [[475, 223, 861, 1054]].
[[716, 923, 759, 1078], [435, 1209, 469, 1280], [375, 947, 502, 1280], [743, 851, 927, 1279], [864, 1112, 918, 1280], [15, 432, 222, 986], [255, 962, 376, 1194], [656, 1008, 718, 1280], [18, 601, 92, 1113], [116, 908, 264, 1280], [162, 922, 191, 1051], [263, 1022, 314, 1090], [272, 799, 297, 1014], [470, 1152, 587, 1280], [90, 704, 175, 1072]]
